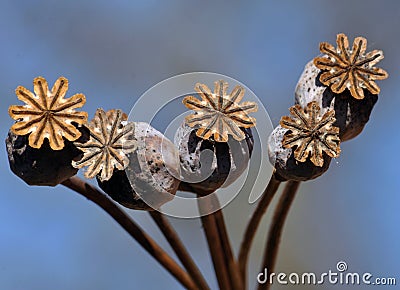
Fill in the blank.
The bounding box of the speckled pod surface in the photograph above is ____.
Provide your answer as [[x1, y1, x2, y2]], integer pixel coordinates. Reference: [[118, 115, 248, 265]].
[[295, 60, 377, 141], [98, 122, 180, 210], [6, 127, 87, 186], [176, 123, 253, 195], [268, 125, 331, 181]]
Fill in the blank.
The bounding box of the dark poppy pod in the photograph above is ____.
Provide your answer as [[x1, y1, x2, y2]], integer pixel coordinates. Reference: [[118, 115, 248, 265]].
[[268, 125, 331, 181], [6, 126, 88, 186], [175, 123, 254, 195]]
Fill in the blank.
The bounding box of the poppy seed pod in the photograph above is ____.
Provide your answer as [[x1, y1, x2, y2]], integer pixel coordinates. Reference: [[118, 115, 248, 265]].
[[6, 76, 89, 186], [295, 60, 378, 141], [268, 125, 331, 181], [178, 80, 257, 195], [175, 123, 254, 195], [6, 126, 88, 186], [97, 122, 180, 210], [298, 34, 388, 142]]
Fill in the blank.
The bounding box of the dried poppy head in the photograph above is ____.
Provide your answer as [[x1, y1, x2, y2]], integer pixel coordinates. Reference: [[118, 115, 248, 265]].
[[98, 122, 181, 210], [177, 80, 256, 194], [296, 60, 379, 141], [73, 109, 180, 210], [300, 33, 388, 141], [6, 76, 89, 186], [268, 102, 341, 181]]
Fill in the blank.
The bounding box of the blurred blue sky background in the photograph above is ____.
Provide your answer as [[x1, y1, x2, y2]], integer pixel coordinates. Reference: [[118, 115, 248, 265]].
[[1, 1, 399, 289]]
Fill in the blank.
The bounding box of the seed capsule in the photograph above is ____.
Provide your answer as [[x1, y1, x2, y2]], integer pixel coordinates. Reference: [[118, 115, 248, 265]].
[[98, 122, 180, 210], [268, 125, 332, 181], [295, 60, 378, 141]]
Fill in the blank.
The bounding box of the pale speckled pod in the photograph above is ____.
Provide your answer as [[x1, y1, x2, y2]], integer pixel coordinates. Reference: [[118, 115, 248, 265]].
[[268, 125, 331, 181], [98, 122, 180, 210], [295, 60, 377, 141]]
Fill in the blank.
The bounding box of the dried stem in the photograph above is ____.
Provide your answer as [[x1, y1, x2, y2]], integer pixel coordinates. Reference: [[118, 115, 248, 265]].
[[257, 180, 301, 290], [211, 195, 244, 290], [61, 176, 197, 290], [238, 174, 281, 285], [149, 211, 210, 290], [197, 195, 232, 290]]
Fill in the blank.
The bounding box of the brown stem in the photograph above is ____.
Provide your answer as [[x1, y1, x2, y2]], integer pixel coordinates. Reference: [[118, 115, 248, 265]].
[[149, 211, 210, 290], [211, 195, 244, 290], [197, 195, 232, 290], [61, 176, 197, 290], [238, 174, 281, 285], [257, 180, 300, 290]]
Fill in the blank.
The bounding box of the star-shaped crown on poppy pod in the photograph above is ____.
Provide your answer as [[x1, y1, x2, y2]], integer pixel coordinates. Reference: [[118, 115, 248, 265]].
[[280, 102, 341, 167], [8, 76, 88, 150], [313, 33, 388, 99], [72, 108, 137, 181], [182, 80, 258, 142]]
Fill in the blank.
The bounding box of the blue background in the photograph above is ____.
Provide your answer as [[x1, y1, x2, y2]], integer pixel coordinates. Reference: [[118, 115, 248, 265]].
[[1, 1, 399, 289]]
